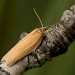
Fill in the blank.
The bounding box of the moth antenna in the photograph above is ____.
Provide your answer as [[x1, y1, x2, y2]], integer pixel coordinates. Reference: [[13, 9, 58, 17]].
[[33, 8, 44, 27]]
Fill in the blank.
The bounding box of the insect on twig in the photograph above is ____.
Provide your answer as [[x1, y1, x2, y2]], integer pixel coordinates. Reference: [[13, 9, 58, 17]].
[[1, 8, 47, 66]]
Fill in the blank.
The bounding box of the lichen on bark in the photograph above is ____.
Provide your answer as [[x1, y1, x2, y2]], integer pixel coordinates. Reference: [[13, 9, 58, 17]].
[[0, 4, 75, 75]]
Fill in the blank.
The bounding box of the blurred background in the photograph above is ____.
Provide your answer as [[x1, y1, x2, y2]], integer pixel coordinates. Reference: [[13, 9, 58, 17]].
[[0, 0, 75, 75]]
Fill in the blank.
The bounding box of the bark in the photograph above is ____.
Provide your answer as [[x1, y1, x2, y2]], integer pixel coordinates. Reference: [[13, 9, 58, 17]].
[[0, 5, 75, 75]]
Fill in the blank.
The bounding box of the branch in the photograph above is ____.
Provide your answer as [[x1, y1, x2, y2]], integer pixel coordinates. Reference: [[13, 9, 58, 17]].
[[0, 5, 75, 75]]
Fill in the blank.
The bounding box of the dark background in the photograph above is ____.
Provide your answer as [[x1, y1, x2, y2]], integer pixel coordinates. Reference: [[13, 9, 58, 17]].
[[0, 0, 75, 75]]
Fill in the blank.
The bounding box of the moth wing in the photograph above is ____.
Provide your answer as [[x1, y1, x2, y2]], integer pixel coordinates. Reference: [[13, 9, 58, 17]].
[[1, 28, 43, 66]]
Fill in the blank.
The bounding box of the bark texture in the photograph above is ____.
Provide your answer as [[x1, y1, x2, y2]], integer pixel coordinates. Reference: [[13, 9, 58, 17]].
[[0, 5, 75, 75]]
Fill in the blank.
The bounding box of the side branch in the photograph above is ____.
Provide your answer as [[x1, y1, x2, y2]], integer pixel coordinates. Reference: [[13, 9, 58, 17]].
[[0, 5, 75, 75]]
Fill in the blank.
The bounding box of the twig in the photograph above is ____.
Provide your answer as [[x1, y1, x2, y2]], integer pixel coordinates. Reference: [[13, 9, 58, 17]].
[[0, 5, 75, 75]]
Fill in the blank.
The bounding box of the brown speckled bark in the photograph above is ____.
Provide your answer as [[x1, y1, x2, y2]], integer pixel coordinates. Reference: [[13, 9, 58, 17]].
[[0, 5, 75, 75]]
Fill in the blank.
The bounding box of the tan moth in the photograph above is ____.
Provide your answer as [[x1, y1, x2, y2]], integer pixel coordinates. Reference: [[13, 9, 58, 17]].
[[1, 8, 46, 66]]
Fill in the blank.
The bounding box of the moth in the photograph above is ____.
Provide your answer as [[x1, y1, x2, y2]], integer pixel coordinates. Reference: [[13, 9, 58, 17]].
[[1, 9, 47, 66]]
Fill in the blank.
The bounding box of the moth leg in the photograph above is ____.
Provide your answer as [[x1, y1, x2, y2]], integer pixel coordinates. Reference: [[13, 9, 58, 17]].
[[20, 32, 28, 40]]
